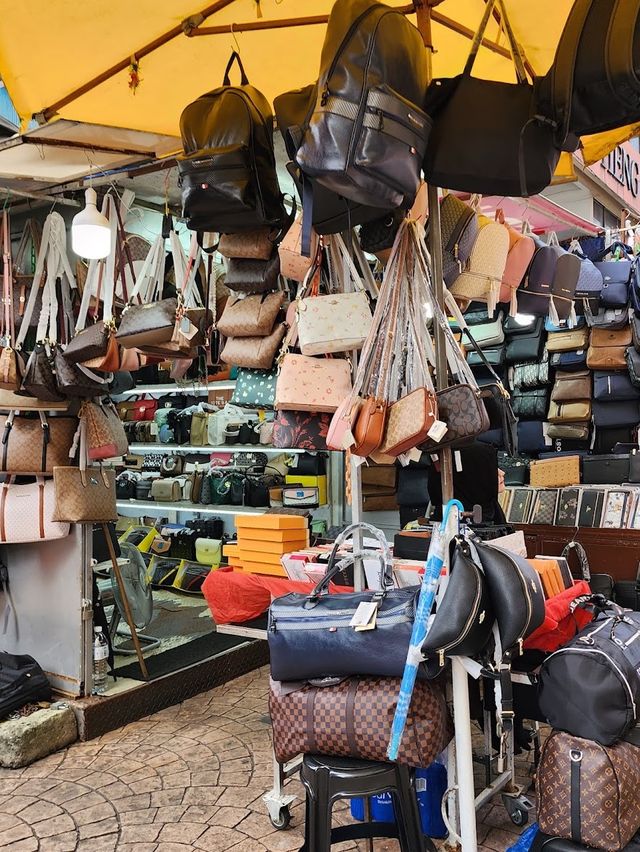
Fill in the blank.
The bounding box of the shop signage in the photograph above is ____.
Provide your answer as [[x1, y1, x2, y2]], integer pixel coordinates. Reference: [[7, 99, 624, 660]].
[[590, 141, 640, 214]]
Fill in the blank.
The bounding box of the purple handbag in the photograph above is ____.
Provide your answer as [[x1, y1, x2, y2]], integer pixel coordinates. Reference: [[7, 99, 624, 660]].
[[517, 238, 559, 316], [272, 411, 331, 450]]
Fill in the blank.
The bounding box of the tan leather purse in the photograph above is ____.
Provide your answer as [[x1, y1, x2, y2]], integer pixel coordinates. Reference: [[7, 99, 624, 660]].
[[220, 322, 287, 370], [275, 353, 353, 413], [217, 291, 285, 338], [219, 229, 275, 261], [0, 413, 78, 474], [81, 401, 128, 461], [587, 325, 632, 369], [150, 478, 182, 502], [352, 397, 388, 457], [547, 399, 592, 422], [529, 455, 581, 488], [378, 387, 439, 457], [550, 370, 592, 403], [52, 466, 117, 523], [545, 326, 590, 353]]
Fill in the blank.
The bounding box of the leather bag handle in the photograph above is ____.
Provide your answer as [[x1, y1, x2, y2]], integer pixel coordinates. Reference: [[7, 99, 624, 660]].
[[223, 51, 249, 86], [463, 0, 527, 84]]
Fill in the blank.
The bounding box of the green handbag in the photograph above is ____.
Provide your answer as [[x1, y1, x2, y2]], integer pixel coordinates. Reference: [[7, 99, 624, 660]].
[[231, 368, 277, 409]]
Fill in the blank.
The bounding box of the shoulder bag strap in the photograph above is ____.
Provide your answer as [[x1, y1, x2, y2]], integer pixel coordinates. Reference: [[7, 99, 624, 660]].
[[2, 212, 13, 345]]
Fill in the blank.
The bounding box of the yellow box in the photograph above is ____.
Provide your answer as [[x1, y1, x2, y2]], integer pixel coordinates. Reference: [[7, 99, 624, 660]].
[[238, 548, 286, 566], [284, 475, 327, 505], [237, 560, 287, 577], [246, 527, 311, 543], [235, 514, 307, 530], [238, 536, 309, 554], [223, 543, 241, 559]]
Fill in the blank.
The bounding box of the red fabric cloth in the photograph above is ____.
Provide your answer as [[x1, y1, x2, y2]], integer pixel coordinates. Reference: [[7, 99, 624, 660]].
[[523, 580, 593, 652], [202, 566, 353, 624]]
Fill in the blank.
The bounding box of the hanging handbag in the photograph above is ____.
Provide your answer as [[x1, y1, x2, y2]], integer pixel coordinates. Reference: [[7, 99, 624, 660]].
[[0, 211, 23, 392], [217, 291, 285, 338], [274, 353, 352, 413], [0, 476, 70, 543], [423, 0, 560, 196], [116, 236, 175, 349], [296, 235, 373, 356], [272, 411, 331, 451], [268, 524, 420, 681], [220, 322, 287, 370], [513, 352, 550, 388], [52, 464, 117, 523], [495, 209, 535, 312], [218, 228, 275, 261], [80, 400, 128, 461], [278, 216, 319, 282], [231, 368, 277, 409], [439, 194, 479, 287], [54, 351, 110, 398], [466, 311, 505, 348], [421, 536, 494, 677], [449, 221, 510, 314], [595, 242, 633, 309], [551, 370, 592, 402], [269, 675, 452, 769], [224, 253, 280, 295], [0, 412, 77, 474]]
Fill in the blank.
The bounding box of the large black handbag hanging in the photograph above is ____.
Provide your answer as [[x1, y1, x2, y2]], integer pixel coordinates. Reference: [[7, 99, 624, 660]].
[[423, 0, 560, 197]]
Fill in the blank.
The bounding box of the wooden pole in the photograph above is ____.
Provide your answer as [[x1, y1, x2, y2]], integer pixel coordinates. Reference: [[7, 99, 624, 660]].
[[102, 524, 150, 682]]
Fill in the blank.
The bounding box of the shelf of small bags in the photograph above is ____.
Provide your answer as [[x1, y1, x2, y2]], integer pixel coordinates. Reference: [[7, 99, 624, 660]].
[[127, 443, 307, 454], [114, 381, 236, 397], [115, 499, 266, 517]]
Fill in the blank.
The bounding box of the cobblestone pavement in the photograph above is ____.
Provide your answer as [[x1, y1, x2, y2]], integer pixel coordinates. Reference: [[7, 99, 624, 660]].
[[0, 666, 533, 851]]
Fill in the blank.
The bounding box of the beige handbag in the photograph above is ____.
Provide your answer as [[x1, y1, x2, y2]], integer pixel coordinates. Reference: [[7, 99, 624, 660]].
[[450, 220, 510, 314], [278, 217, 319, 282], [0, 476, 70, 543], [529, 455, 581, 488], [275, 354, 353, 413], [545, 327, 590, 353], [150, 478, 182, 502], [547, 399, 592, 423], [0, 412, 78, 474], [218, 229, 275, 261], [190, 411, 209, 447], [81, 401, 128, 461], [220, 322, 287, 370], [297, 235, 373, 356], [586, 325, 632, 369], [550, 370, 592, 403], [52, 466, 117, 523], [217, 291, 285, 338]]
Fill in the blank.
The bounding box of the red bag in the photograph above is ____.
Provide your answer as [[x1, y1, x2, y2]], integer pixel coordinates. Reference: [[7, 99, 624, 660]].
[[132, 399, 158, 422], [524, 580, 592, 652]]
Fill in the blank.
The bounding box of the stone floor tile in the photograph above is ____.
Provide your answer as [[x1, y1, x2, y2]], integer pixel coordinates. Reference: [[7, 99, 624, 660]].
[[65, 791, 108, 814], [38, 830, 78, 852], [77, 816, 120, 840], [195, 825, 251, 851], [229, 841, 268, 852], [259, 829, 307, 851], [483, 826, 522, 851], [150, 789, 186, 808], [18, 800, 64, 824], [153, 805, 188, 824], [155, 845, 197, 852], [97, 780, 133, 799], [211, 806, 250, 828], [72, 803, 116, 826], [120, 808, 159, 826], [182, 785, 226, 807], [32, 814, 76, 838], [162, 770, 191, 789], [0, 794, 37, 814], [119, 824, 163, 844], [112, 793, 152, 812], [0, 822, 34, 846], [116, 845, 158, 852], [0, 838, 38, 852], [76, 834, 118, 852], [190, 770, 220, 787], [157, 822, 208, 843]]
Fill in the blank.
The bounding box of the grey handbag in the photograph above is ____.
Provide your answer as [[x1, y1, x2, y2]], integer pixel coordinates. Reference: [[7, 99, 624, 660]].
[[224, 254, 280, 294], [469, 311, 505, 348]]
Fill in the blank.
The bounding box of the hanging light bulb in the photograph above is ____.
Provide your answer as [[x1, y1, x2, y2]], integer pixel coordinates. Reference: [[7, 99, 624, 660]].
[[71, 187, 111, 259]]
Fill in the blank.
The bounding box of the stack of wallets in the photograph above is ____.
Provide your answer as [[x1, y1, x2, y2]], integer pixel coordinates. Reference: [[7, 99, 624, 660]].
[[503, 484, 640, 529]]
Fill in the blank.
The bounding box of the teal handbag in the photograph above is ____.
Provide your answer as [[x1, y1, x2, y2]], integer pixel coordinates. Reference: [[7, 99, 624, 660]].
[[231, 368, 277, 409]]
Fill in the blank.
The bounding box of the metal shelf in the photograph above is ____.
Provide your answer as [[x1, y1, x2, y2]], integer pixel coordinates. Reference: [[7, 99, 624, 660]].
[[116, 499, 264, 517], [114, 381, 236, 397], [127, 443, 306, 454]]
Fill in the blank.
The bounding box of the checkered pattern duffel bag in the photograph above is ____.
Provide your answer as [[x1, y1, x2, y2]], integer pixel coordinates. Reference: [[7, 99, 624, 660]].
[[269, 676, 452, 767]]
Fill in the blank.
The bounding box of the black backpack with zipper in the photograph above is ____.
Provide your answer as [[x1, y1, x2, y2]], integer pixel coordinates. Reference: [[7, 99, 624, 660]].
[[294, 0, 430, 211], [179, 51, 286, 234], [538, 0, 640, 150]]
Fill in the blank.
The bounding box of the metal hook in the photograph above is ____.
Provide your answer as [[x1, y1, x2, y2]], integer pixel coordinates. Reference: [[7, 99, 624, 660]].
[[230, 23, 241, 54]]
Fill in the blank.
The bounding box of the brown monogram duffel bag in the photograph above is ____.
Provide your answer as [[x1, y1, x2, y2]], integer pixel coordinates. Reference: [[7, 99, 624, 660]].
[[269, 676, 452, 767]]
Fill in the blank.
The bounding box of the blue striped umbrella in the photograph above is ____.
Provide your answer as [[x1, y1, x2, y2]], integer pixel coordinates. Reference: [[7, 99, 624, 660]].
[[387, 499, 463, 761]]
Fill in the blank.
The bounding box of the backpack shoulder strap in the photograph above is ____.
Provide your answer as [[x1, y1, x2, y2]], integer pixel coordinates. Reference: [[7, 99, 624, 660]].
[[551, 0, 594, 147]]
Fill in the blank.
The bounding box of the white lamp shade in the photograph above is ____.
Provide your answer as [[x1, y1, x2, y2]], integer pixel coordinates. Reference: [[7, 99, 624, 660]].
[[72, 188, 111, 259]]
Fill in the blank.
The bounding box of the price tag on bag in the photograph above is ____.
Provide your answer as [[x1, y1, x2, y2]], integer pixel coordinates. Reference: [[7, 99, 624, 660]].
[[427, 419, 447, 443], [350, 601, 378, 629]]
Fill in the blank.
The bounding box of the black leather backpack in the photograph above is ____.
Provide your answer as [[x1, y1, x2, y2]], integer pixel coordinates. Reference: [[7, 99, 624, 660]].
[[294, 0, 429, 211], [179, 51, 286, 234], [538, 0, 640, 149]]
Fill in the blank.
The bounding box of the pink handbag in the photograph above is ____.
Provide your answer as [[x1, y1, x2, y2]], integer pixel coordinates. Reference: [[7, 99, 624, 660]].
[[0, 476, 70, 543], [326, 396, 363, 450], [496, 209, 535, 312], [275, 354, 352, 413], [278, 218, 319, 282]]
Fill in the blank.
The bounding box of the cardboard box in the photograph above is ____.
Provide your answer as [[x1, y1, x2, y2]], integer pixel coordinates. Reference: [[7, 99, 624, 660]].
[[285, 474, 327, 505], [235, 514, 307, 530], [238, 549, 286, 566], [243, 527, 311, 543], [239, 536, 309, 554], [237, 560, 287, 577]]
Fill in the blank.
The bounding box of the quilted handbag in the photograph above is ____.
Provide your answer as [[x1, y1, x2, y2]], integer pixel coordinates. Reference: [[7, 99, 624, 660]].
[[80, 401, 128, 461], [529, 455, 581, 488], [0, 413, 77, 474], [495, 209, 535, 311], [217, 291, 285, 337], [52, 466, 117, 523], [272, 411, 331, 451], [220, 322, 286, 370], [627, 347, 640, 388], [0, 476, 70, 543], [231, 368, 277, 409], [449, 222, 510, 314], [224, 253, 280, 294], [574, 253, 604, 312], [439, 194, 479, 287], [511, 388, 548, 420], [551, 370, 592, 403], [593, 371, 640, 402], [275, 354, 352, 413], [513, 354, 550, 388], [218, 228, 275, 260], [545, 327, 589, 353], [548, 400, 592, 423], [632, 314, 640, 351], [269, 675, 452, 768], [537, 730, 640, 852]]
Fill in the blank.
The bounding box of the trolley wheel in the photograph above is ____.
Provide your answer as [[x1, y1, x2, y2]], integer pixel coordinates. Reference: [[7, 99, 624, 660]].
[[502, 793, 532, 828], [509, 807, 528, 827], [269, 806, 292, 830]]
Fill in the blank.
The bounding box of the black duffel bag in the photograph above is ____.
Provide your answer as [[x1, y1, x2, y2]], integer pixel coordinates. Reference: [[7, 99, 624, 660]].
[[268, 523, 418, 682], [0, 652, 51, 717], [539, 607, 640, 745]]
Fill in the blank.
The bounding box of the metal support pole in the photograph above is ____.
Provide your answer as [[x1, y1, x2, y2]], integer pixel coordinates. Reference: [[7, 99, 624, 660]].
[[451, 659, 479, 851]]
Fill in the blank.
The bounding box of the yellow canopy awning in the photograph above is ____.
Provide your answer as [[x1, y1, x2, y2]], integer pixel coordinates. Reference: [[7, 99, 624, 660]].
[[0, 0, 633, 166]]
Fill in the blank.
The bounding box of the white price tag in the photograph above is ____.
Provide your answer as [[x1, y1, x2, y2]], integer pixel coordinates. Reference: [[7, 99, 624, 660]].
[[427, 419, 447, 442], [350, 601, 378, 628], [341, 429, 355, 450], [454, 450, 463, 472], [149, 422, 158, 437], [407, 448, 423, 463]]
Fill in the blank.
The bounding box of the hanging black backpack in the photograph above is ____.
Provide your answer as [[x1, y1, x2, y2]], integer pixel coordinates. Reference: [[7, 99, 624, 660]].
[[294, 0, 430, 211], [538, 0, 640, 149], [274, 83, 387, 235], [179, 52, 286, 234]]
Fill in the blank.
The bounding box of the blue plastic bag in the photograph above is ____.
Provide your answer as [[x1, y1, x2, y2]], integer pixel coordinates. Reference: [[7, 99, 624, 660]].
[[506, 824, 539, 852]]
